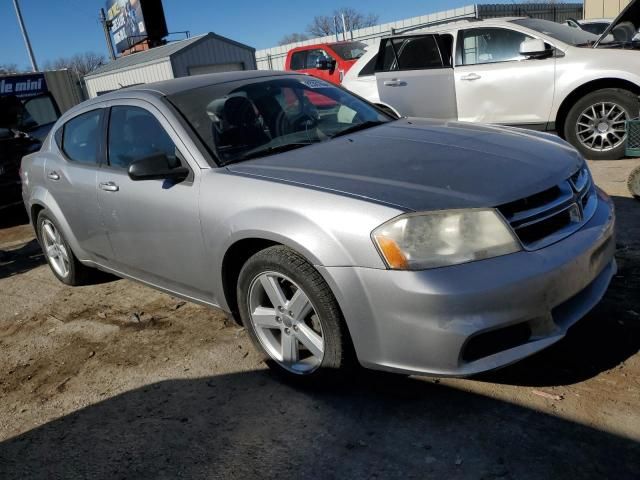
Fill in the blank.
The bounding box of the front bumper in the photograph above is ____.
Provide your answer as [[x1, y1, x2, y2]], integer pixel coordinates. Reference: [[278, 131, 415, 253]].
[[320, 189, 616, 376]]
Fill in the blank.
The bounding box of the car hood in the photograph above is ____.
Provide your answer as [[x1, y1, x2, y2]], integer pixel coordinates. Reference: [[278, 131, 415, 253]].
[[227, 118, 583, 212], [595, 0, 639, 47]]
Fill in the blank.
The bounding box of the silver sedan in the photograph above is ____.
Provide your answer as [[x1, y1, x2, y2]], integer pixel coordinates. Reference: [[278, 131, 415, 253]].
[[21, 71, 616, 381]]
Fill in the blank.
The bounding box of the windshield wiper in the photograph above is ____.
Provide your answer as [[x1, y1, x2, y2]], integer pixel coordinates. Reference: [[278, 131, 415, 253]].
[[224, 142, 316, 165], [331, 120, 386, 139]]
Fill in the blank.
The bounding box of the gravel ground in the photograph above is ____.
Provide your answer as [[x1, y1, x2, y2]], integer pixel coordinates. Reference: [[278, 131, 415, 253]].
[[0, 159, 639, 479]]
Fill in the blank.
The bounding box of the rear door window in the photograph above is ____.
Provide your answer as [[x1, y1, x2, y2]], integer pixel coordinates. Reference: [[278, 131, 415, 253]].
[[376, 35, 444, 71], [358, 54, 378, 77], [61, 109, 102, 165], [289, 51, 306, 70]]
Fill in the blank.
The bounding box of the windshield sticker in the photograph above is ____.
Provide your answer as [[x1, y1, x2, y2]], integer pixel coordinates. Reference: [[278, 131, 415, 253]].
[[301, 78, 332, 89]]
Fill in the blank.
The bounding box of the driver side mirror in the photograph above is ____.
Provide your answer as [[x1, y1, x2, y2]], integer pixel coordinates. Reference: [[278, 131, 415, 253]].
[[520, 39, 552, 59], [315, 58, 336, 71], [128, 153, 189, 182]]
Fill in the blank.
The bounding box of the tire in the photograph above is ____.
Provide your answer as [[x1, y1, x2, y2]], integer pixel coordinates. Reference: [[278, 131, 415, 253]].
[[37, 210, 94, 286], [564, 88, 639, 161], [237, 245, 354, 383], [629, 165, 640, 200]]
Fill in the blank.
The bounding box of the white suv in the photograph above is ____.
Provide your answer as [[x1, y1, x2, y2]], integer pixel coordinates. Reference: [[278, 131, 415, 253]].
[[343, 3, 640, 159]]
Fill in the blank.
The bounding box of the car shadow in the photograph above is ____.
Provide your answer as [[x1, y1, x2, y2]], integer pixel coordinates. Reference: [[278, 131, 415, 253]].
[[0, 239, 45, 279], [0, 370, 638, 480]]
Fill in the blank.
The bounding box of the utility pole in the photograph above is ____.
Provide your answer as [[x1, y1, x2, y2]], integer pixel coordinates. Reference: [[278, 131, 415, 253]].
[[341, 14, 348, 41], [12, 0, 38, 72], [99, 8, 117, 61]]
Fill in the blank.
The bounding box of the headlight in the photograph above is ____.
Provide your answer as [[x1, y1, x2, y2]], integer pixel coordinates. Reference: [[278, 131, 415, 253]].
[[372, 209, 521, 270]]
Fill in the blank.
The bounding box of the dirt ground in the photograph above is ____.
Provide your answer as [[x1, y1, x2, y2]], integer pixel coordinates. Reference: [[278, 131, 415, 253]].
[[0, 160, 639, 479]]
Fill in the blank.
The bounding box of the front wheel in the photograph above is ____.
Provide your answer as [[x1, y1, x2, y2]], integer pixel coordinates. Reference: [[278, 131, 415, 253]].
[[564, 88, 639, 160], [237, 246, 353, 382]]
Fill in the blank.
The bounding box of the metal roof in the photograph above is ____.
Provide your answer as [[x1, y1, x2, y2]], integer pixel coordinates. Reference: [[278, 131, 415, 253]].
[[86, 33, 255, 79], [96, 70, 298, 100]]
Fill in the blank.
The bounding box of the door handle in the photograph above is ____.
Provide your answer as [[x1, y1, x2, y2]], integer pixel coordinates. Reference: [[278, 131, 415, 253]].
[[99, 181, 119, 192], [383, 79, 404, 87], [461, 73, 481, 81], [47, 171, 60, 181]]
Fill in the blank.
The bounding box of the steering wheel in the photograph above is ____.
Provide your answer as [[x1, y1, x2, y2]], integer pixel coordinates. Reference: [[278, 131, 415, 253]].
[[290, 113, 319, 132]]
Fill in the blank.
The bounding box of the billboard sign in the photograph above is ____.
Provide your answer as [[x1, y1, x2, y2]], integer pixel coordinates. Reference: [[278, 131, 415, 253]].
[[106, 0, 168, 53], [0, 73, 48, 99]]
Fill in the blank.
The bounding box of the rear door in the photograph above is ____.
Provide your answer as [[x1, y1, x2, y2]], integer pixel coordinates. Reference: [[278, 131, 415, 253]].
[[453, 27, 556, 125], [96, 100, 208, 297], [45, 107, 110, 259], [375, 34, 457, 119]]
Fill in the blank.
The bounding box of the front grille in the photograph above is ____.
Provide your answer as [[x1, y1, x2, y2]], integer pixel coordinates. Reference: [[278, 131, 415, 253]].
[[498, 165, 597, 250]]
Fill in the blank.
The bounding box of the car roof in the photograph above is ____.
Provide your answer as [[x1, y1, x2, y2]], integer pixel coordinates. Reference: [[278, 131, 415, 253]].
[[63, 70, 307, 117], [118, 70, 299, 96], [289, 40, 365, 52], [378, 17, 526, 36]]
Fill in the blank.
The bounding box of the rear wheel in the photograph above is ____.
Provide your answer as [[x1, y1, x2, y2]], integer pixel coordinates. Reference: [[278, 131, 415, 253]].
[[37, 210, 94, 286], [237, 245, 353, 382], [564, 88, 639, 160]]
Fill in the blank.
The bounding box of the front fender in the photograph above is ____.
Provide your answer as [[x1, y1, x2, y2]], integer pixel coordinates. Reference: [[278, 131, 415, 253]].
[[206, 204, 389, 310], [553, 55, 640, 119]]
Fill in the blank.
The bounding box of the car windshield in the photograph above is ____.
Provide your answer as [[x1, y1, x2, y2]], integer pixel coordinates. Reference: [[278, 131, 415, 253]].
[[330, 41, 368, 60], [168, 76, 392, 165], [0, 94, 59, 133], [511, 18, 602, 46], [580, 22, 610, 35]]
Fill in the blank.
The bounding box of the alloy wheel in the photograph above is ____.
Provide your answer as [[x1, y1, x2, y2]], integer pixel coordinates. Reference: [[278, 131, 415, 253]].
[[576, 102, 628, 153], [248, 272, 325, 374], [41, 219, 70, 279]]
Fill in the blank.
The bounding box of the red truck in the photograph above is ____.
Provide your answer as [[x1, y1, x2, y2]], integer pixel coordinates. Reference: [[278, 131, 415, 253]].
[[285, 41, 367, 85]]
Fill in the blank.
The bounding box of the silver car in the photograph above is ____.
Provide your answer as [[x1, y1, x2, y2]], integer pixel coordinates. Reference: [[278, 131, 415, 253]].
[[21, 71, 616, 381]]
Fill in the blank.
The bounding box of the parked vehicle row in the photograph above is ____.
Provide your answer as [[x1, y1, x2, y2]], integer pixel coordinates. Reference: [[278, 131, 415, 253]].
[[340, 5, 640, 160], [283, 2, 639, 160], [22, 71, 616, 381], [0, 94, 60, 211]]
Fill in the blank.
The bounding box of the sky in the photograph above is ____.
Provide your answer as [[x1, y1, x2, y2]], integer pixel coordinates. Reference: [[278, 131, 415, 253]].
[[0, 0, 510, 70]]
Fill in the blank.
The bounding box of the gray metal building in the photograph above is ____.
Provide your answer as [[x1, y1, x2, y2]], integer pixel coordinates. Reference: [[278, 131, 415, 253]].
[[84, 32, 256, 98]]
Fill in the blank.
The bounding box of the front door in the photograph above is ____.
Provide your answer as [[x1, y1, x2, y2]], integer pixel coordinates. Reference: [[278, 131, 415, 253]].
[[454, 27, 556, 126], [96, 102, 208, 298], [375, 34, 457, 119]]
